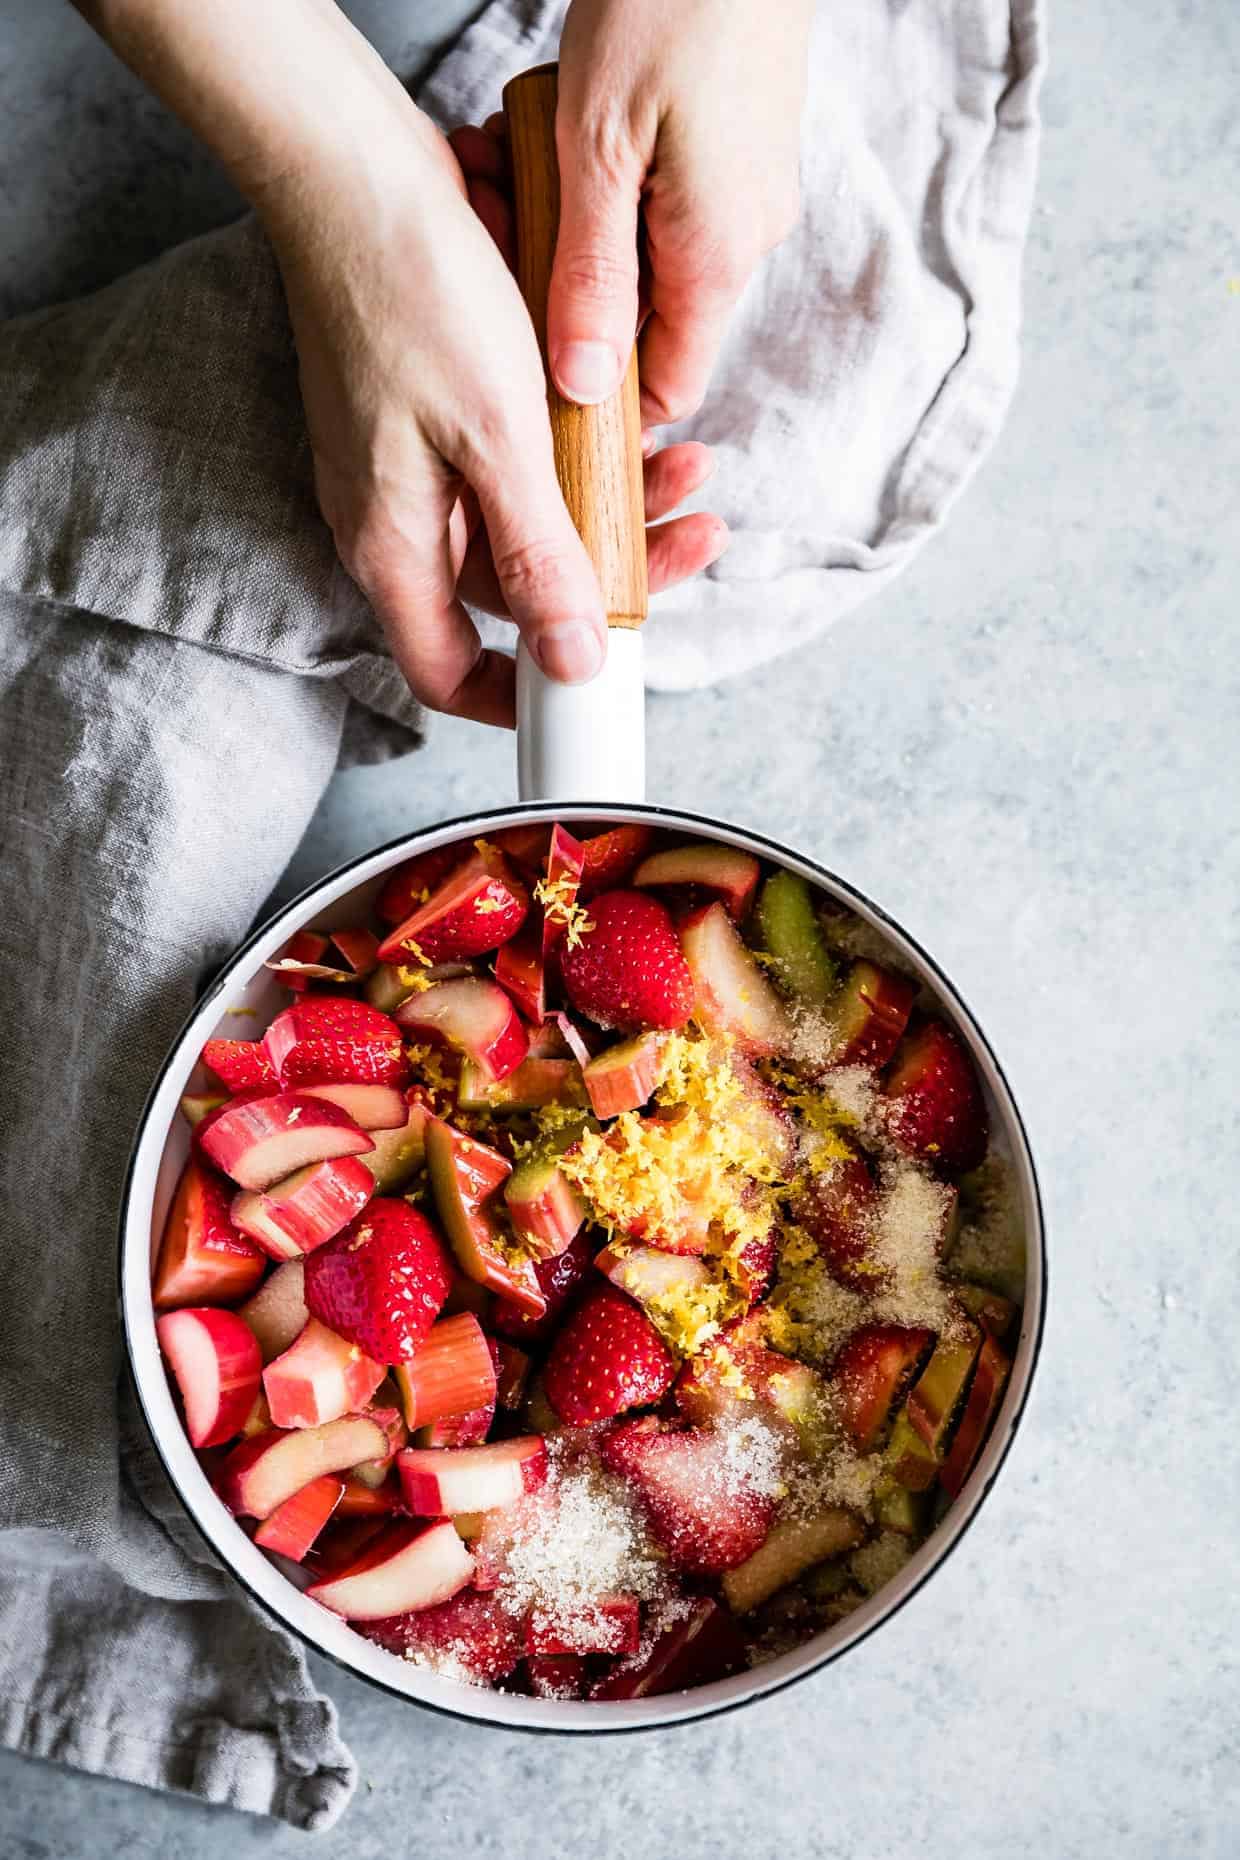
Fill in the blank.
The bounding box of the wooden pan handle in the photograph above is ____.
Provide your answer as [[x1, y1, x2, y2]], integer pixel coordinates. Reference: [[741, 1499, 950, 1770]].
[[503, 64, 648, 630]]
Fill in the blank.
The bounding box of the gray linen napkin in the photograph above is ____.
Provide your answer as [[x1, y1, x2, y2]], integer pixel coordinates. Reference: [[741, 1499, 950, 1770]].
[[0, 0, 1043, 1830]]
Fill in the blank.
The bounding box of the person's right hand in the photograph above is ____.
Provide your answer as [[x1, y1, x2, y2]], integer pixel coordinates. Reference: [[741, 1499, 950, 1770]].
[[258, 105, 724, 729]]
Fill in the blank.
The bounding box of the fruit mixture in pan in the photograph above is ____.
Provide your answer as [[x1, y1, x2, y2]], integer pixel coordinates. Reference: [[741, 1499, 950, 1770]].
[[152, 822, 1025, 1700]]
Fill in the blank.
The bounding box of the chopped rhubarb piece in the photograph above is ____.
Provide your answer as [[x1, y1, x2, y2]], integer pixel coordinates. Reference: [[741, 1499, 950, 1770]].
[[327, 927, 379, 978], [543, 1284, 676, 1425], [414, 1399, 494, 1449], [730, 1058, 799, 1173], [152, 1156, 265, 1309], [583, 1031, 666, 1119], [424, 1118, 547, 1317], [883, 1410, 941, 1493], [951, 1282, 1018, 1341], [601, 1418, 776, 1574], [377, 845, 467, 926], [199, 1092, 373, 1192], [590, 1597, 746, 1700], [392, 1313, 497, 1431], [549, 1012, 596, 1068], [504, 1153, 587, 1258], [578, 825, 653, 900], [527, 1654, 587, 1699], [336, 1473, 402, 1518], [270, 930, 330, 992], [262, 1317, 386, 1429], [826, 959, 917, 1070], [304, 1199, 454, 1364], [680, 902, 793, 1057], [906, 1323, 983, 1454], [490, 1337, 531, 1410], [397, 1436, 548, 1516], [219, 1413, 388, 1518], [595, 1242, 712, 1309], [939, 1335, 1012, 1498], [156, 1307, 261, 1448], [524, 1595, 640, 1658], [254, 1475, 343, 1562], [377, 845, 529, 966], [883, 1018, 989, 1177], [239, 1258, 308, 1363], [179, 1089, 229, 1128], [348, 1400, 408, 1486], [297, 1082, 407, 1130], [721, 1510, 865, 1614], [494, 924, 546, 1023], [489, 1230, 593, 1346], [536, 824, 586, 962], [306, 1518, 475, 1620], [362, 1586, 522, 1680], [795, 1143, 882, 1289], [830, 1323, 936, 1452], [491, 822, 552, 871], [633, 841, 761, 921], [202, 1039, 278, 1092], [231, 1153, 374, 1261], [396, 976, 528, 1083], [672, 1320, 826, 1436], [457, 1056, 587, 1113], [359, 1089, 432, 1193], [755, 870, 838, 1007]]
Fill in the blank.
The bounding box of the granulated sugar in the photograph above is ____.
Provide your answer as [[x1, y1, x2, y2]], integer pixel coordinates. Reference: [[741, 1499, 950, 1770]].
[[869, 1163, 960, 1335]]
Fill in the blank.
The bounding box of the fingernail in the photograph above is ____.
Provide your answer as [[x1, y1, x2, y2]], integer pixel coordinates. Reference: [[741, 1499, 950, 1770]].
[[535, 620, 605, 684], [554, 341, 622, 405]]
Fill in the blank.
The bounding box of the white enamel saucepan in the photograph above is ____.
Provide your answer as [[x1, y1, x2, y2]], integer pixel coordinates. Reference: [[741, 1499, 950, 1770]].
[[119, 67, 1046, 1733]]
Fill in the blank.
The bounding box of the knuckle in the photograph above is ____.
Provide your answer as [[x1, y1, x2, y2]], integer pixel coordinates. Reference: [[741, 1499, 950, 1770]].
[[557, 246, 639, 306], [643, 382, 702, 427], [489, 534, 569, 610]]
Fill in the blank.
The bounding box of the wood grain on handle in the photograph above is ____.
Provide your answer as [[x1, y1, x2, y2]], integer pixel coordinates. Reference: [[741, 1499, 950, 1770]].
[[503, 64, 648, 630]]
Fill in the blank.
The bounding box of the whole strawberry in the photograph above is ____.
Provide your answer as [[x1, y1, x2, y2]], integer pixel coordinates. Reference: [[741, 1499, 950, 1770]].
[[560, 890, 694, 1033], [304, 1199, 453, 1364], [543, 1281, 675, 1424]]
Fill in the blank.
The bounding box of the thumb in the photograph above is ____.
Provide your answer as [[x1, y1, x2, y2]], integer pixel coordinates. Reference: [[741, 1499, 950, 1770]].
[[547, 126, 642, 407], [473, 438, 608, 684]]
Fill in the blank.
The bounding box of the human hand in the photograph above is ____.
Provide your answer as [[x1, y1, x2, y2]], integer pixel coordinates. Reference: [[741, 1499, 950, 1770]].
[[548, 0, 813, 425]]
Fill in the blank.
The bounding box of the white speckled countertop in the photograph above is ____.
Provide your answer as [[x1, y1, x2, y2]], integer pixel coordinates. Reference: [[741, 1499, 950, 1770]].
[[1, 1, 1236, 1853]]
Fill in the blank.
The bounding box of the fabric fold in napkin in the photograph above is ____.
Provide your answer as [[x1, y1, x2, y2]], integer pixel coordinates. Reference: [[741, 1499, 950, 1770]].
[[0, 0, 1042, 1830]]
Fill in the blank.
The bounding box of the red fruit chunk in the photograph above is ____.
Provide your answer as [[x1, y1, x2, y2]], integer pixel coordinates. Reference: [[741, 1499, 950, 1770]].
[[202, 1039, 277, 1092], [489, 1230, 594, 1345], [601, 1419, 776, 1575], [491, 822, 552, 871], [538, 825, 586, 962], [199, 1092, 374, 1193], [254, 1474, 343, 1562], [336, 1474, 402, 1518], [524, 1595, 640, 1658], [583, 1031, 666, 1120], [673, 1319, 825, 1435], [397, 1436, 548, 1515], [306, 1518, 475, 1620], [304, 1199, 454, 1365], [680, 901, 792, 1056], [156, 1306, 261, 1448], [578, 826, 654, 900], [231, 1153, 375, 1262], [633, 842, 761, 922], [424, 1118, 547, 1316], [363, 1587, 523, 1682], [377, 845, 465, 927], [152, 1156, 265, 1309], [504, 1153, 587, 1259], [733, 1232, 780, 1304], [395, 976, 528, 1083], [327, 927, 379, 978], [939, 1334, 1012, 1498], [490, 1337, 531, 1410], [561, 890, 694, 1033], [590, 1597, 746, 1700], [883, 1019, 989, 1177], [263, 996, 407, 1090], [830, 1322, 935, 1452], [795, 1144, 882, 1289], [219, 1414, 388, 1518], [377, 845, 529, 966], [270, 930, 331, 992], [298, 1082, 407, 1130], [828, 960, 917, 1069], [543, 1282, 675, 1425], [414, 1401, 494, 1449], [494, 924, 546, 1023], [393, 1312, 497, 1431], [457, 1056, 586, 1114], [527, 1654, 587, 1699], [263, 1317, 386, 1429]]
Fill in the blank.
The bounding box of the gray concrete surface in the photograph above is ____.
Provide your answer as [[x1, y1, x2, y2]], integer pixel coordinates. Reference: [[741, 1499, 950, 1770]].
[[1, 1, 1237, 1855]]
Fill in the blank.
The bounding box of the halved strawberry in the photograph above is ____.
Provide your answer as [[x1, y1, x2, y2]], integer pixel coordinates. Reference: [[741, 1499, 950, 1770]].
[[493, 924, 546, 1023], [560, 890, 694, 1033], [601, 1418, 776, 1574], [883, 1019, 989, 1177], [202, 1039, 277, 1092], [578, 826, 654, 900], [794, 1143, 882, 1289], [152, 1156, 265, 1309], [303, 1199, 454, 1365], [361, 1587, 523, 1682], [524, 1595, 640, 1658], [589, 1597, 746, 1700], [489, 1230, 595, 1346], [263, 996, 407, 1090], [377, 845, 529, 966], [830, 1322, 935, 1452], [377, 845, 467, 927], [542, 1282, 675, 1425]]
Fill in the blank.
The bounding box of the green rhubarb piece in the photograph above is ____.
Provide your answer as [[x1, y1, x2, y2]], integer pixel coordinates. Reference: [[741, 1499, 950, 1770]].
[[873, 1473, 932, 1537], [457, 1057, 587, 1113], [883, 1410, 941, 1493], [756, 870, 838, 1007], [906, 1328, 983, 1455]]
